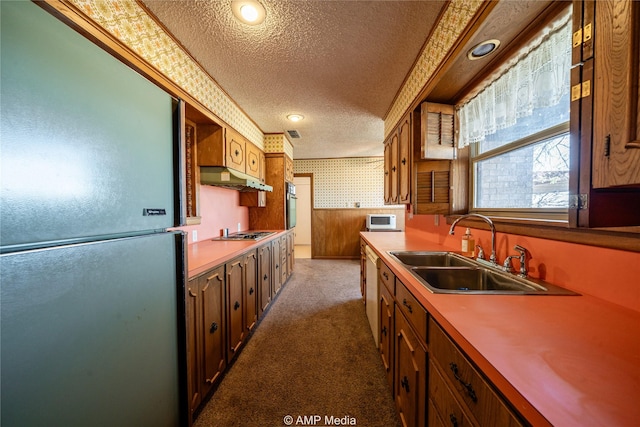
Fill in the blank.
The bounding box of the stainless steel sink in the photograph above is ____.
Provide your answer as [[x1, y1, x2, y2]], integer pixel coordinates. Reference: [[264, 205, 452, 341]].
[[387, 251, 578, 295], [388, 251, 477, 268]]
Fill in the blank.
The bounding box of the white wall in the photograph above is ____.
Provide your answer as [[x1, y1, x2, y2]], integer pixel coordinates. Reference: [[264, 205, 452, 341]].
[[293, 176, 311, 245]]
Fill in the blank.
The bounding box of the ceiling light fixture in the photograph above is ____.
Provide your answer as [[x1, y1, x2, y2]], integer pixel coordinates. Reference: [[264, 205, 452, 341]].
[[287, 114, 304, 122], [231, 0, 266, 25], [467, 39, 500, 60]]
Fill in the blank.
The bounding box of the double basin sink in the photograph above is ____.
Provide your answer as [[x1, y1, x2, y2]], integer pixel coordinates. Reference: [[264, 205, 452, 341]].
[[388, 251, 577, 295]]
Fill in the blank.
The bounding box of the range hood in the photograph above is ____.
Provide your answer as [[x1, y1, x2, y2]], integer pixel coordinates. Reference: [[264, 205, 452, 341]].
[[200, 167, 272, 192]]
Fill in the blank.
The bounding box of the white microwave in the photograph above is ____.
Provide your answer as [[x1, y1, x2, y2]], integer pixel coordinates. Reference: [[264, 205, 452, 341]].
[[366, 214, 397, 230]]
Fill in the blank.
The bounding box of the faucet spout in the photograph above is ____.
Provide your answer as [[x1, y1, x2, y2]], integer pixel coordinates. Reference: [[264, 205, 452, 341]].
[[449, 213, 497, 265]]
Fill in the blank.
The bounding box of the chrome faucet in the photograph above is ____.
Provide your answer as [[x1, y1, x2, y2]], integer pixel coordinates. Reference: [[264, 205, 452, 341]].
[[449, 213, 497, 266], [503, 245, 529, 277]]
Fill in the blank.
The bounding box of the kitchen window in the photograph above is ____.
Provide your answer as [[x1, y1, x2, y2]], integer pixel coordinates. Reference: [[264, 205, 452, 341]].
[[458, 9, 572, 221]]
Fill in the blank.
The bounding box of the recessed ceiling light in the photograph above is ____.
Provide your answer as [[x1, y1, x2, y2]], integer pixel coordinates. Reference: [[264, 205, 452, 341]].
[[287, 114, 304, 122], [467, 39, 500, 60], [231, 0, 266, 25]]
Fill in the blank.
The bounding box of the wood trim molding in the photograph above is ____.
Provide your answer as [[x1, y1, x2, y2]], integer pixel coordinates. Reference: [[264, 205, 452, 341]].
[[446, 215, 640, 252]]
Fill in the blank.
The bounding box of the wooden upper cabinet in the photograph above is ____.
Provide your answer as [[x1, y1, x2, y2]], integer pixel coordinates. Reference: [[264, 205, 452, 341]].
[[384, 136, 393, 204], [384, 111, 416, 205], [390, 131, 400, 204], [197, 125, 262, 177], [572, 0, 640, 227], [246, 141, 261, 179], [419, 102, 455, 160], [284, 155, 294, 183], [398, 113, 412, 203], [225, 128, 246, 173], [196, 124, 225, 167], [592, 0, 640, 188]]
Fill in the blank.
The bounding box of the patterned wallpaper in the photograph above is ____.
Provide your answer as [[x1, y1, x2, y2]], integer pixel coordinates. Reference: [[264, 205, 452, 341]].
[[294, 157, 402, 209], [384, 0, 483, 137], [68, 0, 265, 149], [67, 0, 482, 154], [264, 133, 294, 159]]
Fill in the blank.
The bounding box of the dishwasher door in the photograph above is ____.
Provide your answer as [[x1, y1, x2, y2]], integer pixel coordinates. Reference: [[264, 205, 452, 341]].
[[365, 245, 380, 346]]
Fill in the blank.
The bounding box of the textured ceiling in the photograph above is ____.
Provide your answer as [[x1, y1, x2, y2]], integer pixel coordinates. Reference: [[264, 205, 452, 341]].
[[142, 0, 446, 159]]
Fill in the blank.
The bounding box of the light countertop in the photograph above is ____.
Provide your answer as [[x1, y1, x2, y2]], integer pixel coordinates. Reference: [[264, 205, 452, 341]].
[[360, 231, 640, 426]]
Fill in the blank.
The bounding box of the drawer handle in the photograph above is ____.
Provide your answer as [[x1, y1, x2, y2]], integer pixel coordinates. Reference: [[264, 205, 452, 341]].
[[382, 272, 389, 280], [249, 287, 254, 295], [381, 326, 387, 336], [234, 301, 240, 310], [449, 414, 458, 427], [400, 376, 410, 392], [449, 362, 478, 403], [264, 274, 268, 281], [402, 298, 413, 313]]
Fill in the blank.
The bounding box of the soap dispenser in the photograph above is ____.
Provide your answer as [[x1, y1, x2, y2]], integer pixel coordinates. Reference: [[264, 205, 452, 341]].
[[461, 227, 475, 257]]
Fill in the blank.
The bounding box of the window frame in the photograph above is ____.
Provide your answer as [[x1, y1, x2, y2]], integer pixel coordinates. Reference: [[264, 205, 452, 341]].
[[469, 121, 571, 221]]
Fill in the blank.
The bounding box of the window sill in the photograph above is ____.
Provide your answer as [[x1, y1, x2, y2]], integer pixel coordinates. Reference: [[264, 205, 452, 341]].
[[445, 215, 640, 252]]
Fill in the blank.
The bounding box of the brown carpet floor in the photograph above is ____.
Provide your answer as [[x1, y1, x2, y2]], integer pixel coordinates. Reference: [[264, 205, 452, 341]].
[[193, 258, 402, 427]]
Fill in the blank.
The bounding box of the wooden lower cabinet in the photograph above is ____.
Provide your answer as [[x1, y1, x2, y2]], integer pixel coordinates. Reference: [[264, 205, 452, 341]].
[[244, 249, 258, 332], [258, 242, 272, 316], [186, 266, 226, 422], [226, 255, 245, 361], [186, 233, 294, 424], [429, 318, 523, 427], [226, 250, 258, 362], [286, 229, 295, 279], [280, 235, 288, 284], [371, 259, 524, 427], [272, 237, 283, 295], [379, 280, 395, 394], [428, 363, 473, 427], [395, 309, 427, 427]]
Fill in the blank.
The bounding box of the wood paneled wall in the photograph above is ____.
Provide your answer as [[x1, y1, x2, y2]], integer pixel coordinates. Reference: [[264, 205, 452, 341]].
[[311, 208, 405, 259]]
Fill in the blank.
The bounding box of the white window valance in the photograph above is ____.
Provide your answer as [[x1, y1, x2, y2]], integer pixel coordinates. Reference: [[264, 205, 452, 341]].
[[457, 11, 572, 148]]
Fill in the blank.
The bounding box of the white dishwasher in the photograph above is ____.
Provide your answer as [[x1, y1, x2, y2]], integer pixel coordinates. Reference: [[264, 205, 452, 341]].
[[365, 245, 380, 346]]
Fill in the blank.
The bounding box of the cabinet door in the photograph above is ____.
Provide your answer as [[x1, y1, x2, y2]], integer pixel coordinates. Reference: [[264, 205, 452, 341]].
[[287, 230, 295, 276], [414, 160, 452, 215], [395, 310, 427, 427], [272, 238, 283, 295], [186, 277, 202, 417], [592, 0, 640, 188], [246, 142, 262, 179], [202, 267, 226, 393], [384, 137, 393, 204], [244, 250, 258, 332], [226, 128, 246, 173], [419, 102, 455, 160], [285, 155, 294, 182], [398, 113, 412, 204], [390, 131, 400, 204], [226, 257, 245, 361], [379, 282, 394, 394], [258, 243, 272, 315], [280, 235, 288, 283]]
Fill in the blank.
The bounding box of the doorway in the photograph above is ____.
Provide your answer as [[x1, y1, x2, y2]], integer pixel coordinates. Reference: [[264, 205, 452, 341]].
[[293, 174, 312, 258]]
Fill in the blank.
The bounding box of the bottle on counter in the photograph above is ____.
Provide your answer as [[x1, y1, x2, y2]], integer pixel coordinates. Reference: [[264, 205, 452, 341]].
[[461, 227, 475, 257]]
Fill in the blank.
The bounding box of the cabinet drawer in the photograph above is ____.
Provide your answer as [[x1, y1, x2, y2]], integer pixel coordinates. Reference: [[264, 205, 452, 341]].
[[379, 261, 395, 293], [429, 319, 523, 427], [396, 280, 427, 343], [429, 363, 473, 427]]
